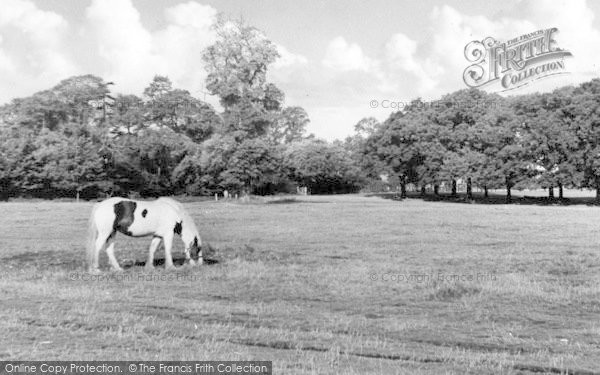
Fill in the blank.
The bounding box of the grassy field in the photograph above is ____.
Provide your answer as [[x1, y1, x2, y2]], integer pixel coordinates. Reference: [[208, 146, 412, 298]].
[[0, 194, 599, 374]]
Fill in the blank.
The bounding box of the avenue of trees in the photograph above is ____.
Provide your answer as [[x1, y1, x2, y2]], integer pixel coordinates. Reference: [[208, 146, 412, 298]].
[[2, 15, 600, 202], [353, 81, 600, 203]]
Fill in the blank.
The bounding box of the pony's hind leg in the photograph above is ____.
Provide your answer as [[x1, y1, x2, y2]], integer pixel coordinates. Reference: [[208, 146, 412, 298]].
[[90, 237, 104, 273], [145, 236, 162, 271], [105, 233, 123, 271], [90, 229, 111, 273]]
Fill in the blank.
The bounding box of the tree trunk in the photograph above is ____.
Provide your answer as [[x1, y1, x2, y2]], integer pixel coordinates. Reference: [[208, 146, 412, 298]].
[[400, 177, 407, 199], [549, 185, 554, 199], [484, 186, 488, 198], [434, 185, 439, 195], [420, 186, 426, 197], [466, 177, 473, 201], [451, 180, 457, 197], [596, 184, 600, 205], [558, 182, 563, 200], [506, 179, 512, 204]]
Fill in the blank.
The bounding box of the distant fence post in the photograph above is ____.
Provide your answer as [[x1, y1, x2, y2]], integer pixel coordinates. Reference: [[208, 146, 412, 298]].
[[214, 193, 218, 201]]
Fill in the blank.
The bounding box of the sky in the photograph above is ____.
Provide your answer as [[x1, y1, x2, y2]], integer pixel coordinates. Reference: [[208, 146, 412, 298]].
[[1, 0, 600, 140]]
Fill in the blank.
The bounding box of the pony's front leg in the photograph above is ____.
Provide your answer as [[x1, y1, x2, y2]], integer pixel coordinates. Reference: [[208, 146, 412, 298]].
[[145, 237, 162, 271], [105, 235, 123, 271], [184, 245, 196, 266], [193, 247, 203, 265], [162, 232, 176, 270]]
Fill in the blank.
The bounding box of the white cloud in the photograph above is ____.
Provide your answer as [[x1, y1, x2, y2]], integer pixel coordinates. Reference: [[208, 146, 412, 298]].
[[153, 2, 218, 95], [1, 0, 600, 143], [85, 0, 159, 93], [0, 0, 221, 104], [305, 1, 600, 140], [0, 0, 68, 45], [83, 0, 221, 103], [322, 36, 376, 72], [306, 105, 385, 141], [0, 37, 15, 74], [269, 43, 309, 93], [164, 1, 216, 29], [0, 0, 77, 103], [273, 43, 308, 69], [82, 0, 221, 99], [421, 1, 600, 95], [518, 0, 600, 81], [382, 33, 438, 94]]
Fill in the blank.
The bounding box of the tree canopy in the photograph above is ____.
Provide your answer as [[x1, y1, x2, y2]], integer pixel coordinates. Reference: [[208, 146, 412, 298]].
[[2, 16, 600, 202]]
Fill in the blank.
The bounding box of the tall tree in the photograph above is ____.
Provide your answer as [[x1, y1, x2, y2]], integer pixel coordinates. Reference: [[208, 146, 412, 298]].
[[570, 79, 600, 202], [203, 17, 281, 109], [364, 109, 422, 198], [268, 106, 310, 144], [202, 17, 283, 140], [433, 89, 493, 198], [219, 138, 281, 194], [143, 76, 222, 142], [512, 89, 582, 199]]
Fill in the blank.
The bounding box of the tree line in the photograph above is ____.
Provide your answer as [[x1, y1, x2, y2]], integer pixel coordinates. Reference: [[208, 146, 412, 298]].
[[353, 80, 600, 203], [2, 16, 600, 202], [0, 18, 362, 200]]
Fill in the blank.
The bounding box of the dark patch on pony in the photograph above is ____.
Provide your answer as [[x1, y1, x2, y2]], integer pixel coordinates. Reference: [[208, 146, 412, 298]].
[[113, 200, 137, 236], [174, 221, 182, 235], [142, 209, 148, 217]]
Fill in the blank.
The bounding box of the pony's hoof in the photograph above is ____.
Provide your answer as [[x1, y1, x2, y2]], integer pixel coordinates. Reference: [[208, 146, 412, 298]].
[[197, 258, 204, 265], [144, 265, 154, 272], [188, 259, 196, 266], [111, 267, 124, 272], [165, 265, 176, 271]]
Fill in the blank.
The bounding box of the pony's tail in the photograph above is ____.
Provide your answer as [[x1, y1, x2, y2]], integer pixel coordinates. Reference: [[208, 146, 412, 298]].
[[86, 203, 100, 271]]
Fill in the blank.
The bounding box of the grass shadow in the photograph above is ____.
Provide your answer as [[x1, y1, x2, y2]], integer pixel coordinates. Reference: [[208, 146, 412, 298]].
[[127, 241, 220, 268], [265, 198, 331, 204], [1, 246, 220, 271], [266, 198, 301, 204], [127, 257, 219, 268], [1, 250, 82, 269]]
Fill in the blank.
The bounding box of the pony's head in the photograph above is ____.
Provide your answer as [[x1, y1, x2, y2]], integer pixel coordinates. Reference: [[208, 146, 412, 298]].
[[190, 235, 202, 260], [181, 223, 202, 261]]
